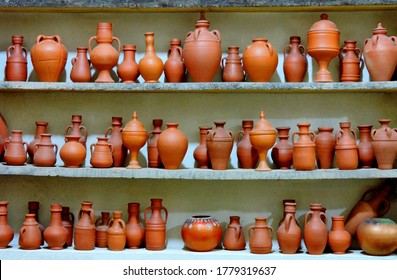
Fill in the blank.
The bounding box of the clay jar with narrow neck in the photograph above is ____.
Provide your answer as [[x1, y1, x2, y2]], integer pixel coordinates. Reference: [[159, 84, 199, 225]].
[[117, 44, 139, 83], [335, 122, 358, 170], [74, 201, 96, 250], [70, 47, 91, 82], [61, 206, 74, 247], [339, 40, 362, 82], [126, 203, 145, 249], [328, 216, 351, 254], [90, 137, 113, 168], [277, 202, 301, 254], [248, 217, 273, 254], [223, 216, 246, 250], [315, 127, 335, 169], [157, 123, 188, 169], [3, 130, 28, 166], [33, 133, 58, 167], [193, 126, 212, 169], [144, 198, 168, 250], [357, 125, 375, 168], [0, 201, 14, 248], [95, 211, 110, 248], [28, 121, 48, 160], [292, 123, 316, 170], [147, 119, 163, 168], [283, 36, 307, 82], [271, 127, 293, 170], [28, 201, 44, 244], [60, 135, 87, 168], [303, 203, 328, 255], [237, 120, 258, 169], [65, 114, 88, 148], [19, 214, 42, 250], [6, 35, 28, 81], [222, 46, 245, 82], [138, 32, 164, 83], [44, 204, 68, 250], [107, 211, 126, 251], [164, 38, 185, 83], [371, 119, 397, 169], [105, 116, 127, 167], [206, 121, 234, 170]]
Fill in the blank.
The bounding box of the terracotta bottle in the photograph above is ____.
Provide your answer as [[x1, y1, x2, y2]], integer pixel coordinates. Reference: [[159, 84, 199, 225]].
[[328, 216, 351, 254], [357, 125, 375, 168], [248, 217, 273, 254], [335, 121, 358, 170], [144, 198, 168, 250], [3, 130, 28, 166], [105, 116, 127, 167], [88, 22, 121, 83], [74, 201, 96, 250], [271, 127, 293, 170], [19, 214, 42, 250], [138, 32, 164, 83], [222, 46, 245, 82], [277, 202, 301, 254], [283, 36, 307, 82], [315, 127, 335, 169], [147, 119, 163, 168], [206, 121, 234, 170], [223, 216, 246, 250], [28, 201, 44, 244], [70, 47, 91, 82], [292, 123, 316, 170], [339, 40, 362, 82], [193, 126, 212, 169], [95, 211, 110, 248], [28, 121, 48, 160], [0, 201, 14, 248], [65, 114, 88, 148], [90, 137, 113, 168], [5, 35, 28, 82], [164, 38, 185, 83], [303, 203, 328, 255], [237, 120, 258, 169], [61, 206, 74, 247], [33, 133, 58, 167], [126, 202, 145, 249], [60, 135, 87, 168], [107, 211, 126, 251], [117, 44, 139, 83], [371, 119, 397, 169], [44, 203, 68, 250], [157, 123, 188, 169]]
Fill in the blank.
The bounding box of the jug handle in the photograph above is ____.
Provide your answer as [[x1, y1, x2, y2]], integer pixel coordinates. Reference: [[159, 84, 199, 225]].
[[351, 130, 357, 142], [267, 226, 274, 237], [283, 44, 292, 58], [19, 226, 27, 240], [161, 206, 168, 224], [144, 207, 151, 223], [147, 131, 154, 144], [176, 46, 183, 59], [23, 142, 28, 153], [79, 125, 88, 139], [3, 139, 10, 150], [65, 125, 73, 136], [69, 212, 75, 225], [53, 144, 58, 156], [95, 217, 103, 227], [320, 212, 327, 225], [88, 36, 97, 54], [361, 187, 378, 201], [236, 130, 244, 144], [211, 30, 221, 43], [335, 129, 342, 145], [371, 35, 379, 47], [104, 127, 113, 138], [304, 211, 313, 225], [247, 225, 254, 238], [284, 214, 293, 233], [309, 131, 316, 142], [112, 36, 121, 54], [266, 41, 274, 56], [378, 200, 391, 217], [89, 208, 96, 224], [228, 131, 235, 141], [221, 57, 226, 69], [6, 46, 14, 59], [299, 44, 306, 56], [291, 131, 298, 145], [71, 57, 77, 66], [338, 47, 345, 61], [90, 143, 95, 154], [108, 143, 114, 154], [234, 226, 242, 240]]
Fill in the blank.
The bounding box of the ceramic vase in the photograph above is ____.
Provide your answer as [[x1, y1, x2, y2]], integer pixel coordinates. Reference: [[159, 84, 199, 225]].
[[222, 46, 245, 82], [28, 121, 48, 160], [3, 130, 28, 166], [303, 203, 328, 255], [74, 201, 96, 250], [144, 198, 168, 250], [248, 217, 273, 254], [65, 114, 88, 148], [5, 35, 28, 81], [328, 216, 351, 254], [271, 127, 293, 169], [60, 135, 87, 168], [70, 47, 91, 82], [292, 123, 316, 170], [90, 137, 113, 168], [164, 38, 185, 83], [61, 206, 74, 247], [357, 125, 375, 168], [107, 211, 126, 251], [138, 32, 164, 83], [117, 44, 139, 83], [237, 120, 258, 169], [193, 126, 212, 169], [126, 202, 145, 249], [157, 123, 188, 169], [223, 216, 246, 250], [277, 202, 301, 254], [315, 127, 335, 169], [95, 211, 110, 248], [0, 201, 14, 248], [339, 40, 362, 82], [27, 201, 44, 244], [44, 203, 68, 250], [283, 36, 307, 82], [105, 116, 127, 167], [19, 214, 42, 250], [206, 121, 234, 170], [335, 121, 358, 170], [371, 119, 397, 169], [33, 133, 58, 167], [147, 119, 163, 168]]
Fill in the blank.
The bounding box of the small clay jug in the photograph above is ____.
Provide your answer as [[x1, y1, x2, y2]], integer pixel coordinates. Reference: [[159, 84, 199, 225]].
[[117, 44, 139, 83], [164, 38, 185, 83], [126, 202, 145, 249], [315, 127, 335, 169], [335, 121, 358, 170], [5, 35, 28, 81], [328, 216, 351, 254], [33, 133, 58, 167], [193, 126, 212, 169], [339, 40, 362, 82], [223, 216, 246, 250], [357, 125, 375, 168], [19, 214, 42, 250], [157, 123, 188, 170], [28, 201, 44, 244], [105, 116, 127, 167], [3, 130, 28, 166], [206, 121, 234, 170], [90, 137, 113, 168], [61, 206, 74, 247], [0, 201, 14, 248], [248, 217, 273, 254], [28, 121, 48, 160], [65, 114, 88, 148], [147, 119, 163, 168], [303, 203, 328, 255], [271, 127, 293, 170], [107, 211, 126, 251], [237, 120, 258, 169], [95, 211, 110, 248], [222, 46, 245, 82], [292, 123, 316, 170], [74, 201, 96, 250], [371, 119, 397, 169], [44, 203, 68, 250], [70, 47, 91, 82], [283, 36, 307, 82], [138, 32, 164, 83], [60, 135, 87, 168], [277, 202, 301, 254], [144, 198, 168, 250]]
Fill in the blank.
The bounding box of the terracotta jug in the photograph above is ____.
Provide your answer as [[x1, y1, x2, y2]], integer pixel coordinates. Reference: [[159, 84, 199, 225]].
[[28, 121, 48, 160], [61, 206, 74, 247], [60, 135, 87, 168], [19, 214, 42, 250], [371, 119, 397, 169], [126, 202, 145, 249], [107, 211, 126, 251], [357, 125, 375, 168], [144, 198, 168, 250], [283, 36, 307, 82], [28, 201, 44, 244], [277, 202, 301, 254], [236, 120, 258, 169], [183, 12, 222, 82], [105, 116, 127, 167], [157, 123, 188, 170], [292, 123, 316, 171], [117, 44, 139, 83], [307, 14, 340, 82], [315, 127, 335, 169], [279, 199, 298, 227], [363, 22, 397, 81], [5, 35, 28, 81], [95, 211, 110, 248], [335, 121, 358, 170], [339, 40, 362, 82], [193, 126, 212, 169], [121, 112, 148, 169], [138, 32, 164, 83], [33, 133, 58, 167], [70, 47, 91, 82], [222, 46, 245, 82], [88, 22, 121, 82], [303, 203, 328, 255], [242, 38, 278, 82], [65, 114, 88, 148], [164, 38, 185, 83], [147, 119, 163, 168], [206, 121, 234, 170], [0, 201, 14, 248], [3, 130, 28, 166], [223, 216, 246, 250], [271, 127, 293, 170], [43, 203, 68, 250], [248, 217, 273, 254], [74, 201, 96, 250], [328, 216, 351, 254], [90, 137, 113, 168]]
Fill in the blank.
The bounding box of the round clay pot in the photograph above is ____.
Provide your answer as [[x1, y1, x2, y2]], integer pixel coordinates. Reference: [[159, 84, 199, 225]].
[[33, 133, 58, 167], [277, 202, 301, 254], [222, 46, 245, 82], [248, 217, 273, 254], [74, 201, 96, 250], [339, 40, 362, 82], [117, 44, 139, 83], [206, 121, 234, 170], [315, 127, 335, 169], [164, 38, 185, 83], [147, 119, 163, 168], [328, 216, 351, 254], [70, 47, 91, 82], [223, 216, 246, 250], [107, 211, 126, 251], [61, 206, 74, 247], [5, 35, 28, 82], [95, 211, 110, 248], [357, 125, 376, 168], [335, 121, 358, 170], [138, 32, 164, 83], [19, 214, 42, 250], [3, 130, 28, 166], [126, 202, 145, 249], [271, 127, 293, 170], [237, 120, 258, 169], [371, 119, 397, 169], [303, 203, 328, 255], [28, 121, 48, 160], [43, 203, 68, 250], [90, 137, 113, 168], [105, 116, 127, 167], [193, 126, 212, 169], [283, 36, 307, 82], [144, 198, 168, 251], [0, 201, 15, 249], [292, 123, 316, 170], [60, 135, 87, 168]]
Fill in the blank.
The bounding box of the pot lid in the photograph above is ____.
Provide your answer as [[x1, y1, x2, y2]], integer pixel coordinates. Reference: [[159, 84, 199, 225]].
[[372, 22, 388, 35], [123, 112, 146, 132], [252, 111, 275, 131], [308, 13, 339, 32]]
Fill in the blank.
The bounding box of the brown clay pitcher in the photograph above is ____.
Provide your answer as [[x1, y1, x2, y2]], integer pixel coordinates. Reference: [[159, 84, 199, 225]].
[[147, 119, 163, 168], [95, 211, 110, 248], [222, 46, 245, 82], [371, 119, 397, 169], [105, 116, 127, 167], [43, 203, 68, 250], [74, 201, 96, 250], [107, 211, 126, 251], [206, 121, 234, 170], [90, 137, 113, 168], [28, 121, 48, 160], [144, 198, 168, 250], [339, 40, 362, 82], [236, 120, 258, 169], [19, 214, 42, 250], [3, 130, 28, 166], [223, 216, 246, 250], [61, 206, 74, 247], [65, 114, 88, 148], [126, 202, 145, 249], [271, 127, 293, 170], [335, 121, 358, 170], [193, 126, 212, 169], [0, 201, 14, 248], [277, 202, 301, 254], [164, 38, 185, 83], [357, 125, 376, 168], [70, 47, 91, 82], [315, 127, 335, 169], [248, 217, 273, 254], [303, 203, 328, 255], [283, 36, 307, 82], [292, 123, 316, 170], [33, 133, 58, 167], [138, 32, 164, 83], [117, 44, 139, 83], [328, 216, 351, 254], [5, 35, 28, 81]]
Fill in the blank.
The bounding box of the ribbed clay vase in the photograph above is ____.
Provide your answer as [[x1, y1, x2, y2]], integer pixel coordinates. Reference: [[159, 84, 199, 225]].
[[147, 119, 163, 168], [371, 119, 397, 169], [315, 127, 335, 169], [107, 211, 126, 251], [19, 214, 42, 250], [193, 126, 212, 169], [117, 45, 139, 83], [303, 203, 328, 255], [335, 122, 358, 170], [138, 32, 164, 83], [144, 198, 168, 251], [95, 211, 110, 248], [328, 216, 351, 254], [64, 114, 88, 148], [292, 123, 316, 170], [105, 117, 127, 167], [74, 201, 96, 250], [70, 47, 91, 82], [33, 133, 58, 167], [90, 137, 113, 168], [61, 206, 74, 247], [3, 130, 28, 166], [5, 35, 28, 81], [28, 121, 48, 160], [206, 121, 234, 170], [126, 202, 145, 249], [283, 36, 307, 82], [60, 135, 86, 168], [164, 38, 185, 83], [248, 217, 273, 254], [339, 40, 362, 82], [223, 216, 246, 250], [271, 127, 293, 170], [157, 123, 188, 169], [43, 203, 68, 250], [0, 201, 14, 248], [222, 46, 245, 82], [237, 120, 258, 169], [277, 202, 301, 254], [357, 125, 375, 168]]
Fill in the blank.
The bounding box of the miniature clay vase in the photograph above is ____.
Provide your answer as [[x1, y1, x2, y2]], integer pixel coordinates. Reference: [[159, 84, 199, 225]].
[[183, 12, 222, 82], [315, 127, 335, 169], [60, 135, 87, 168], [307, 14, 340, 82], [339, 40, 362, 82], [144, 198, 168, 251], [335, 121, 359, 170], [283, 36, 307, 82], [271, 127, 293, 170], [126, 202, 145, 249], [328, 216, 351, 254], [363, 22, 397, 81], [43, 203, 68, 250], [33, 133, 58, 167], [0, 201, 14, 248], [292, 123, 316, 170], [70, 47, 91, 82], [147, 119, 163, 168], [107, 211, 126, 251], [237, 120, 258, 169], [157, 123, 188, 169], [28, 121, 48, 160], [222, 46, 245, 82], [95, 211, 110, 248], [105, 117, 127, 167], [19, 214, 42, 250], [65, 115, 88, 148], [90, 137, 113, 168], [61, 206, 74, 247], [88, 22, 121, 83], [3, 130, 28, 166], [164, 38, 185, 83], [243, 38, 278, 82], [5, 35, 28, 81], [303, 203, 328, 255], [357, 125, 376, 168], [206, 121, 234, 170], [117, 44, 139, 83], [248, 217, 273, 254], [277, 202, 301, 254], [28, 201, 44, 244], [223, 216, 246, 250], [371, 119, 397, 169], [193, 126, 212, 169], [74, 201, 96, 250], [138, 32, 164, 83], [121, 112, 148, 169]]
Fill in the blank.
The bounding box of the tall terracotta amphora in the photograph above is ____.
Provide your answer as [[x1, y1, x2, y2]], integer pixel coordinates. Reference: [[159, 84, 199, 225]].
[[88, 22, 121, 83], [236, 120, 258, 169], [303, 203, 328, 255], [28, 121, 48, 160], [0, 201, 14, 248], [339, 40, 362, 82], [307, 14, 340, 82], [44, 203, 68, 250], [126, 202, 145, 249], [64, 114, 88, 148], [28, 201, 44, 244], [248, 217, 273, 254], [107, 211, 126, 251], [222, 46, 245, 82], [328, 216, 351, 254], [144, 198, 168, 250], [277, 202, 301, 254], [60, 135, 87, 168], [271, 127, 293, 170], [292, 123, 316, 170], [138, 32, 164, 83], [183, 12, 222, 82], [147, 119, 163, 168], [70, 47, 91, 82], [315, 127, 335, 169], [206, 121, 234, 170], [371, 119, 397, 169], [3, 130, 28, 166], [90, 137, 113, 168], [19, 214, 42, 250], [61, 206, 74, 247], [335, 121, 358, 170], [95, 211, 110, 248], [33, 133, 58, 167], [74, 201, 96, 250], [223, 216, 246, 250], [357, 125, 375, 168], [164, 38, 185, 83], [283, 36, 307, 82], [117, 45, 139, 83], [193, 126, 212, 169], [5, 35, 28, 81], [105, 116, 127, 167]]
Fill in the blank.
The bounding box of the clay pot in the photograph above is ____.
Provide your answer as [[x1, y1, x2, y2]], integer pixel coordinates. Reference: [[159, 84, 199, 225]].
[[33, 133, 58, 167], [95, 211, 110, 248], [335, 121, 358, 170], [193, 126, 212, 169], [357, 125, 376, 168], [3, 130, 28, 166], [28, 121, 48, 160], [183, 12, 222, 82], [242, 38, 278, 82], [144, 198, 168, 251], [371, 119, 397, 169], [65, 114, 88, 148], [117, 45, 139, 83], [328, 216, 351, 254], [138, 32, 164, 83], [5, 35, 28, 81], [181, 215, 222, 252], [222, 46, 245, 82], [70, 47, 91, 82], [74, 201, 96, 250], [307, 14, 340, 82], [126, 202, 145, 249], [283, 36, 307, 82], [206, 121, 234, 170], [0, 113, 8, 144], [292, 123, 316, 170], [303, 203, 328, 255], [0, 201, 14, 248], [147, 119, 163, 168], [315, 127, 335, 169], [223, 216, 246, 250], [105, 116, 127, 167], [19, 214, 42, 250], [88, 22, 121, 83], [61, 206, 74, 247], [164, 38, 185, 83], [339, 40, 362, 82], [60, 135, 87, 168], [157, 123, 188, 170], [271, 127, 293, 170], [277, 202, 301, 254], [44, 203, 68, 250], [107, 211, 126, 251], [27, 201, 44, 244], [90, 137, 113, 168], [248, 217, 273, 254], [237, 120, 258, 169]]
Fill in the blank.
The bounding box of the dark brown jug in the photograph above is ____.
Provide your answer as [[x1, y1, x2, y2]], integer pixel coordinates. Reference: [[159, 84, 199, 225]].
[[61, 206, 74, 247], [271, 127, 293, 169]]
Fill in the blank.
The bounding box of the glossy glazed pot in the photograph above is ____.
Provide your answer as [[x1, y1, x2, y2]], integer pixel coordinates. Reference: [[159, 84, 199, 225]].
[[117, 44, 139, 83], [147, 119, 163, 168], [144, 198, 168, 251], [164, 38, 185, 83], [5, 35, 28, 82], [90, 137, 113, 168], [107, 211, 126, 251], [277, 202, 301, 254], [64, 114, 88, 148], [357, 125, 375, 168], [61, 206, 74, 247], [105, 116, 127, 167], [223, 216, 246, 250], [44, 203, 68, 250], [0, 201, 14, 248], [138, 32, 164, 83], [237, 120, 258, 169], [126, 202, 145, 249], [74, 201, 96, 250], [70, 47, 91, 82], [60, 135, 87, 168], [157, 123, 188, 169], [315, 127, 335, 169], [222, 46, 245, 82], [206, 121, 234, 170], [339, 40, 362, 82], [193, 126, 212, 169], [33, 133, 58, 167], [248, 217, 273, 254], [328, 216, 351, 254], [3, 130, 28, 166], [335, 121, 358, 170], [292, 123, 316, 170], [271, 127, 293, 170], [303, 203, 328, 255], [95, 211, 110, 248], [28, 121, 48, 160], [19, 214, 42, 250], [283, 36, 307, 82], [371, 119, 397, 169]]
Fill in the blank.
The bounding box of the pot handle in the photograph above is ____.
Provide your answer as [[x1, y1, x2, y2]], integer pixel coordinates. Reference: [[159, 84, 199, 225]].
[[3, 139, 9, 150], [112, 36, 121, 54], [108, 143, 114, 154], [79, 125, 88, 140], [284, 214, 293, 233], [161, 206, 168, 224], [236, 130, 244, 144], [320, 212, 327, 225], [291, 131, 298, 145], [299, 44, 306, 56], [283, 44, 291, 58], [361, 187, 378, 201], [207, 130, 216, 141], [6, 46, 14, 59], [267, 226, 274, 237], [371, 35, 379, 47], [23, 142, 28, 153], [53, 144, 58, 156], [90, 143, 95, 154], [304, 211, 313, 226], [144, 207, 151, 223], [71, 57, 77, 66], [65, 125, 72, 136], [234, 226, 242, 240], [378, 199, 391, 217], [266, 42, 274, 56], [309, 131, 316, 142], [211, 30, 221, 43], [335, 129, 342, 145], [147, 131, 154, 144], [88, 36, 97, 54], [351, 129, 357, 142], [69, 212, 75, 225], [221, 57, 226, 69], [104, 127, 113, 138], [95, 217, 103, 227], [247, 225, 254, 238], [35, 35, 45, 44], [228, 130, 235, 141]]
